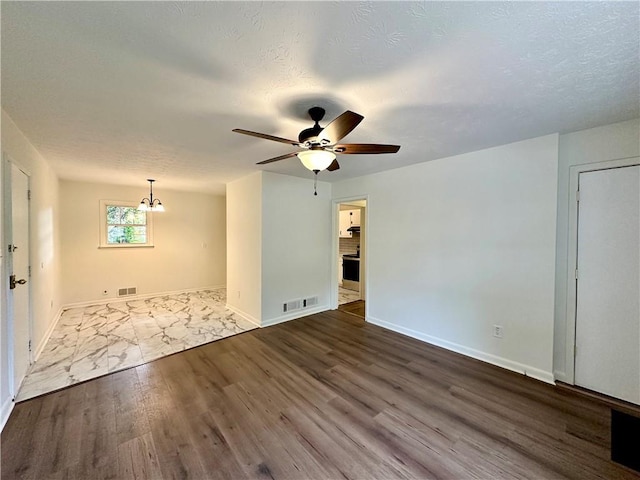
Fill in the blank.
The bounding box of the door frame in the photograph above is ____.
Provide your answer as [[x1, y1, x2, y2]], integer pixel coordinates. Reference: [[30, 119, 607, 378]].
[[3, 154, 33, 398], [565, 156, 640, 384], [331, 195, 368, 317]]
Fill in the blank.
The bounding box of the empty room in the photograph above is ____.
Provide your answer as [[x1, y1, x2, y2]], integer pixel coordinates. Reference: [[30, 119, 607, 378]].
[[1, 2, 639, 479]]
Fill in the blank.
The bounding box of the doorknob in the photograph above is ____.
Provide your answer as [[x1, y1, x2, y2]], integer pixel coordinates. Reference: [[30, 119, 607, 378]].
[[9, 274, 27, 290]]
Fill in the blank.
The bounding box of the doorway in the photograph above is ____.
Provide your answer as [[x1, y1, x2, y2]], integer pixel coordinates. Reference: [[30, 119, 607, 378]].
[[336, 199, 366, 318], [574, 164, 639, 405], [4, 157, 32, 397]]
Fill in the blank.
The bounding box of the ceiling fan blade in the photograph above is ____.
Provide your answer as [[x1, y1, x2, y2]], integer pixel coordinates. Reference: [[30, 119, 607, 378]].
[[326, 159, 340, 171], [316, 111, 364, 144], [233, 129, 299, 146], [256, 152, 298, 165], [333, 143, 401, 154]]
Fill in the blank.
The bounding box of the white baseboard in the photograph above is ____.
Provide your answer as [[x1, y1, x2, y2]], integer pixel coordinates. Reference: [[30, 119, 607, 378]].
[[225, 304, 330, 328], [33, 307, 65, 363], [1, 395, 14, 433], [553, 370, 568, 383], [261, 305, 329, 328], [225, 304, 261, 328], [62, 285, 226, 310], [367, 316, 555, 385]]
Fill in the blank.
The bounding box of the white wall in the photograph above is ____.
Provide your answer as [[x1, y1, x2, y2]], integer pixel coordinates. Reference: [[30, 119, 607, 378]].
[[261, 171, 332, 325], [553, 118, 640, 381], [226, 171, 332, 326], [1, 110, 62, 428], [60, 180, 226, 305], [333, 135, 559, 382], [226, 172, 262, 324]]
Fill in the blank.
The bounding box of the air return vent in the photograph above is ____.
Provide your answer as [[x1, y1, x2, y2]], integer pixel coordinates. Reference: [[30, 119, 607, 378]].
[[303, 296, 318, 308], [117, 287, 137, 297], [283, 300, 301, 313]]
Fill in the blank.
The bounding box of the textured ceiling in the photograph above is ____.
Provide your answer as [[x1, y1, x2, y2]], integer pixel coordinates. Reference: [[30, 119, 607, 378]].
[[2, 1, 639, 195]]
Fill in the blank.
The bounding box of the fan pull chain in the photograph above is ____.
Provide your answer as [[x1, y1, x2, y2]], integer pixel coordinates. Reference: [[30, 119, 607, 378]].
[[313, 170, 319, 196]]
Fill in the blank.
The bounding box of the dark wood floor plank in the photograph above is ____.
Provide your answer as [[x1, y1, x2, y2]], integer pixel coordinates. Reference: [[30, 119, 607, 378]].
[[77, 383, 118, 478], [3, 310, 639, 480], [33, 386, 87, 478], [117, 433, 163, 480], [181, 410, 248, 480], [111, 368, 151, 446], [338, 299, 365, 317], [281, 404, 407, 480]]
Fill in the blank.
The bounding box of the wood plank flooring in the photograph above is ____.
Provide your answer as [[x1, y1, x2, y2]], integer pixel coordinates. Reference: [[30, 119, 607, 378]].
[[337, 299, 365, 318], [3, 310, 639, 479]]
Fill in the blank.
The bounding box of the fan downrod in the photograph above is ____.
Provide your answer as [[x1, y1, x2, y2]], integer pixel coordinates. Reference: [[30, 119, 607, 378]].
[[299, 107, 326, 143]]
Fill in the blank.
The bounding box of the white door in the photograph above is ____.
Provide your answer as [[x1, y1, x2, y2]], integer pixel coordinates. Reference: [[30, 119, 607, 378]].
[[574, 165, 640, 405], [7, 162, 31, 395]]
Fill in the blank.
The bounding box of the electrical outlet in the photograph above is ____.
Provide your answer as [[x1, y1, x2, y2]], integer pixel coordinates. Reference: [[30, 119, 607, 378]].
[[493, 325, 504, 338]]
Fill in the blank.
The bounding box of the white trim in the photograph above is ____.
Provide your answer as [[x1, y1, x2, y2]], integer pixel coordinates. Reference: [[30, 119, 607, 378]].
[[225, 303, 330, 328], [99, 199, 154, 248], [32, 307, 65, 363], [224, 304, 261, 328], [564, 156, 640, 384], [331, 195, 369, 315], [368, 316, 555, 385], [1, 396, 14, 433], [3, 158, 34, 400], [260, 305, 329, 328], [62, 285, 226, 310]]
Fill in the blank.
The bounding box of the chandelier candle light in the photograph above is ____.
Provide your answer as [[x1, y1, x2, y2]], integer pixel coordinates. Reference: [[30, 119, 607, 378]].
[[138, 179, 165, 212]]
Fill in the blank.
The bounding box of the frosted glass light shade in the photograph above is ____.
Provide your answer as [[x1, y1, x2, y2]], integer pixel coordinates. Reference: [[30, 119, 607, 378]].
[[153, 202, 165, 212], [297, 150, 336, 171], [138, 201, 149, 211]]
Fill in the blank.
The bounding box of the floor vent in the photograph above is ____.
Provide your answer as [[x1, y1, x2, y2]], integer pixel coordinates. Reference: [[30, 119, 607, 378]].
[[303, 296, 318, 308], [283, 300, 301, 313], [118, 287, 137, 297], [612, 409, 640, 472]]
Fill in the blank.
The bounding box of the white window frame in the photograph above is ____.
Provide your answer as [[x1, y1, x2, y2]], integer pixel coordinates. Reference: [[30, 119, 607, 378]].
[[99, 200, 154, 248]]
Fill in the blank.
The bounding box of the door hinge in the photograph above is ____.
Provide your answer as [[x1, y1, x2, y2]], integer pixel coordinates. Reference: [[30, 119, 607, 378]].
[[575, 268, 578, 280], [27, 190, 31, 201], [576, 189, 580, 203], [574, 344, 577, 357], [28, 265, 32, 277], [28, 340, 32, 352]]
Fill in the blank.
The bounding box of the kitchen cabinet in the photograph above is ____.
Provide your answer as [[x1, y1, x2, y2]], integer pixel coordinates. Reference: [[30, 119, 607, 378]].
[[339, 209, 361, 237], [350, 209, 361, 227], [339, 210, 352, 238]]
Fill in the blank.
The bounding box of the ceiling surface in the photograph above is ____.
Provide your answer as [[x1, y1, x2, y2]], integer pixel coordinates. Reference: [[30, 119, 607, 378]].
[[2, 1, 639, 194]]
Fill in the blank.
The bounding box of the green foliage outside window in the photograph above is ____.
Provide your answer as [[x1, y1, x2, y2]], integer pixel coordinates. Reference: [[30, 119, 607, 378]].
[[106, 206, 147, 244]]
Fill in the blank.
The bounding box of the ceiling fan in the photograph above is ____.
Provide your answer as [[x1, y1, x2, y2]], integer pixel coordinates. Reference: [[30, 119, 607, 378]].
[[233, 106, 400, 177]]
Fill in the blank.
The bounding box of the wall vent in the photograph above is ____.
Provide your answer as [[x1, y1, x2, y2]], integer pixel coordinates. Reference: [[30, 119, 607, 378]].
[[303, 296, 319, 308], [283, 299, 301, 313], [118, 287, 137, 297]]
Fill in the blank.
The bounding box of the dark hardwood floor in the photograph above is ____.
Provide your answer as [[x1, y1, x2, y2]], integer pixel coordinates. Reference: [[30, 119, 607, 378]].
[[3, 310, 639, 479], [337, 299, 365, 318]]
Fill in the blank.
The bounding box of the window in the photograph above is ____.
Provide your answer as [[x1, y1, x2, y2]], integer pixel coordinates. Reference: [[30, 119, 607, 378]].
[[99, 200, 154, 248]]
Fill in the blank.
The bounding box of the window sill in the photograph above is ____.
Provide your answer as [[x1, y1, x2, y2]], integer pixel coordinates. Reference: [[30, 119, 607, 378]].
[[98, 244, 155, 249]]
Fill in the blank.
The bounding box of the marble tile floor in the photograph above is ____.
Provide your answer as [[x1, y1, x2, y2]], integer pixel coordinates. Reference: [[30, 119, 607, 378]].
[[338, 286, 361, 305], [17, 288, 256, 402]]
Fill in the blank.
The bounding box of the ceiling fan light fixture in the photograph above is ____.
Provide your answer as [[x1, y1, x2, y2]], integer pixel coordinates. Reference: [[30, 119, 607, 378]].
[[297, 150, 336, 172]]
